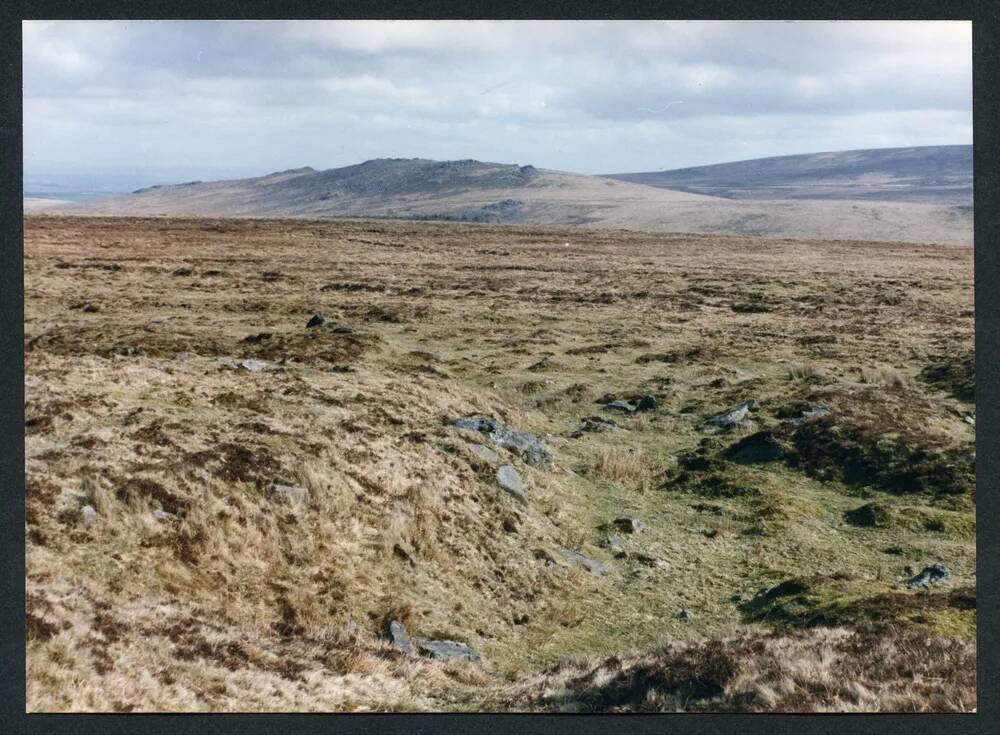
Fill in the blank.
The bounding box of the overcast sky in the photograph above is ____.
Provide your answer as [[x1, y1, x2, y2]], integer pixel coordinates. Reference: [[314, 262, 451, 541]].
[[23, 20, 972, 188]]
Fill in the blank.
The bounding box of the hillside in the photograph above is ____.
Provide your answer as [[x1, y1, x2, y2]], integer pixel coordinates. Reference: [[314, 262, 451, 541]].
[[25, 216, 976, 711], [605, 145, 972, 205], [48, 156, 973, 246]]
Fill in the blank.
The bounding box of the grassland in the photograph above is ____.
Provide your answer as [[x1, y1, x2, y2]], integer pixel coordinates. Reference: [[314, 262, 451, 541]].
[[24, 215, 975, 712]]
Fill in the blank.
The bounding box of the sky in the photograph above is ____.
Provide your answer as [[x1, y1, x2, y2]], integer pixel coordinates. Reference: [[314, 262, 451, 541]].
[[23, 20, 972, 191]]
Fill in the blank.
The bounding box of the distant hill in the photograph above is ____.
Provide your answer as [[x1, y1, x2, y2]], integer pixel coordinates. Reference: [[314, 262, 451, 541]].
[[605, 146, 972, 205], [45, 155, 973, 245]]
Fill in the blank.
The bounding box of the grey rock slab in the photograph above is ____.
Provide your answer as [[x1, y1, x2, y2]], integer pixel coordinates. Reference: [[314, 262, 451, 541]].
[[413, 638, 481, 662], [562, 549, 612, 577], [453, 416, 551, 466], [268, 483, 309, 506], [706, 399, 759, 428], [906, 563, 951, 588], [388, 620, 414, 655], [496, 465, 527, 504]]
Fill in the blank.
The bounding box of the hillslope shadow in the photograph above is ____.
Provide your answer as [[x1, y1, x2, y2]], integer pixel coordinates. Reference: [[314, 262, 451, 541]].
[[605, 145, 972, 206]]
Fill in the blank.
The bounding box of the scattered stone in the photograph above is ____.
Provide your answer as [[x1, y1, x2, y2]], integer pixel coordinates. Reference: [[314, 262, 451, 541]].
[[306, 314, 326, 328], [80, 505, 97, 526], [331, 326, 354, 334], [679, 608, 691, 620], [706, 399, 759, 429], [787, 406, 831, 426], [965, 414, 975, 426], [413, 638, 481, 662], [906, 563, 951, 588], [726, 431, 785, 463], [267, 483, 309, 506], [496, 465, 527, 504], [562, 549, 611, 576], [388, 620, 414, 655], [605, 400, 637, 414], [612, 517, 644, 534], [152, 509, 177, 522], [239, 358, 270, 372], [468, 443, 501, 464], [82, 303, 100, 313], [602, 535, 627, 551], [571, 416, 620, 437], [453, 416, 551, 466]]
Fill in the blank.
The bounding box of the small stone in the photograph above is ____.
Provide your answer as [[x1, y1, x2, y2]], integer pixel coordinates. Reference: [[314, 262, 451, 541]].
[[612, 517, 644, 534], [707, 399, 759, 428], [906, 563, 951, 588], [152, 509, 177, 522], [413, 638, 481, 662], [562, 549, 611, 576], [239, 358, 269, 372], [306, 314, 326, 328], [80, 505, 97, 526], [496, 465, 526, 504], [679, 608, 691, 620], [965, 414, 975, 426], [602, 535, 627, 551], [331, 326, 354, 334], [82, 303, 100, 313], [388, 620, 414, 655], [267, 483, 309, 506], [571, 416, 620, 437]]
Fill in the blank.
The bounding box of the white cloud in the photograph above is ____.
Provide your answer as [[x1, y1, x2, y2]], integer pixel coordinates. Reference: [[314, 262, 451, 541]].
[[22, 20, 972, 183]]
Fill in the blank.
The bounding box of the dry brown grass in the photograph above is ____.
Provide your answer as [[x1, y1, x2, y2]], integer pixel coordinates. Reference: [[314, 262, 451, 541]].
[[23, 215, 974, 712], [502, 625, 976, 712]]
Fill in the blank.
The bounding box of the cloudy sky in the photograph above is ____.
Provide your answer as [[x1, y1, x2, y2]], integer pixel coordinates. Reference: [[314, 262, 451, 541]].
[[23, 20, 972, 190]]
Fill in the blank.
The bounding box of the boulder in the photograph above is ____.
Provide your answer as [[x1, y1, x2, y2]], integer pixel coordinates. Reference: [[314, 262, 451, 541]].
[[413, 638, 481, 662], [612, 517, 644, 534], [496, 465, 527, 504], [906, 563, 951, 588], [388, 620, 414, 655], [267, 483, 309, 506], [635, 395, 658, 412], [706, 399, 759, 428], [306, 314, 326, 328], [562, 549, 611, 577], [726, 431, 785, 462]]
